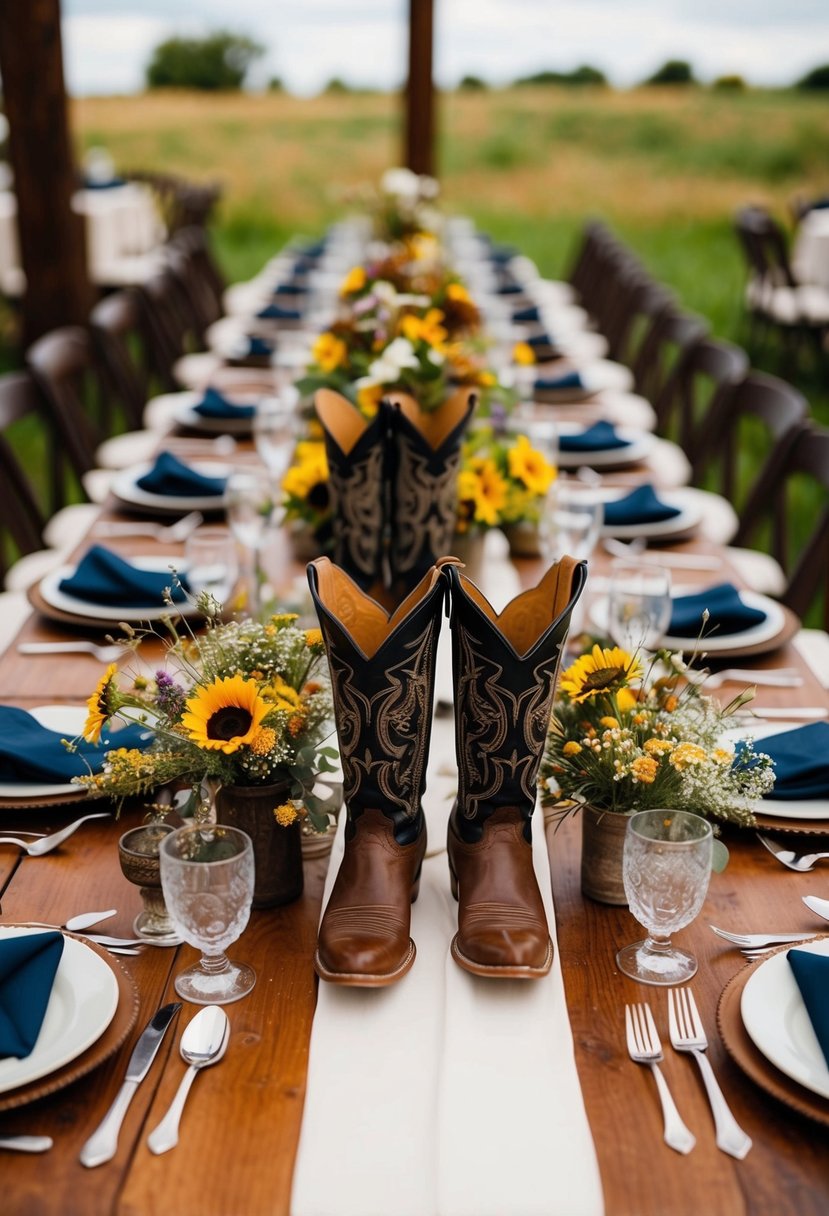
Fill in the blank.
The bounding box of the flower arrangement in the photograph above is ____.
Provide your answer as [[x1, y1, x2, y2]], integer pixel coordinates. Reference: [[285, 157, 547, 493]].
[[540, 643, 774, 828], [372, 166, 442, 242], [74, 605, 337, 832], [456, 425, 557, 533]]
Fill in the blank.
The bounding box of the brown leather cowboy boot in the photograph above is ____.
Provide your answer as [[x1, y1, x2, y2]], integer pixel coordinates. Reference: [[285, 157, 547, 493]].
[[385, 387, 476, 597], [315, 389, 386, 592], [443, 557, 587, 978], [307, 555, 452, 985]]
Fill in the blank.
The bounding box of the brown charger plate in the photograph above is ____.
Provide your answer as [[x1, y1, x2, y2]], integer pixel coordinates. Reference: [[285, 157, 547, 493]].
[[0, 789, 98, 811], [753, 813, 829, 837], [694, 603, 801, 661], [716, 944, 829, 1129], [0, 932, 139, 1112], [26, 579, 194, 632]]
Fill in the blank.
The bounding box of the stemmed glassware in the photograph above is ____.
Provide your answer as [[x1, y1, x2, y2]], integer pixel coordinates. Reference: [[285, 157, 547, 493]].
[[607, 559, 671, 652], [253, 390, 298, 507], [616, 809, 713, 986], [184, 526, 239, 610], [538, 477, 603, 562], [159, 823, 256, 1005], [225, 470, 273, 615]]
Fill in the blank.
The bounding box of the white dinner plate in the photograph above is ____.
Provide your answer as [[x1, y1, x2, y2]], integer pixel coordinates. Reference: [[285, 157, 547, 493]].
[[723, 723, 829, 821], [741, 938, 829, 1101], [555, 423, 655, 469], [39, 555, 199, 624], [591, 589, 786, 654], [0, 705, 151, 801], [172, 399, 257, 436], [597, 485, 704, 540], [110, 461, 231, 512], [0, 927, 119, 1095]]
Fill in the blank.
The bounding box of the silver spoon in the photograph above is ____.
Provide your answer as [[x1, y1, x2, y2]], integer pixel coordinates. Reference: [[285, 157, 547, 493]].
[[15, 909, 117, 932], [0, 1136, 53, 1153], [147, 1006, 230, 1155], [803, 895, 829, 922], [0, 813, 111, 856]]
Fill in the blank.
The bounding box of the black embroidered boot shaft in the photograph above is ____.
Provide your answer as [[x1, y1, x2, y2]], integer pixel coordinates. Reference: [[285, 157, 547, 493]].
[[444, 557, 587, 978], [307, 556, 453, 985]]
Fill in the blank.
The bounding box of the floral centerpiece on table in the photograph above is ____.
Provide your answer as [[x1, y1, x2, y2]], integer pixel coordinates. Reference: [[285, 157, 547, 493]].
[[74, 603, 337, 833], [371, 166, 442, 243], [456, 424, 557, 535], [540, 643, 775, 828]]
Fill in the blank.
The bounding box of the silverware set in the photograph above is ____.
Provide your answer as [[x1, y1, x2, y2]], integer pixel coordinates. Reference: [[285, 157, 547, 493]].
[[757, 833, 829, 872], [625, 993, 752, 1157], [0, 812, 111, 856]]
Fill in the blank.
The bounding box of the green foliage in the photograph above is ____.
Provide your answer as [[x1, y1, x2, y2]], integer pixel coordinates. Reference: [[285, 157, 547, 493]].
[[713, 75, 746, 91], [323, 78, 351, 95], [145, 30, 265, 91], [513, 65, 607, 88], [458, 74, 488, 91], [267, 76, 284, 93], [644, 59, 696, 86], [796, 64, 829, 90]]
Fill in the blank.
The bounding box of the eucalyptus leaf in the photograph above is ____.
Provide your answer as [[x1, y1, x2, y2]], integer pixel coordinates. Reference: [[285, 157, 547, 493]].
[[712, 838, 729, 873]]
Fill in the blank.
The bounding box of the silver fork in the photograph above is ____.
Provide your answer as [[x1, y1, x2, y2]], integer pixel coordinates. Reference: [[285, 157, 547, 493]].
[[0, 813, 111, 855], [710, 925, 819, 949], [92, 511, 204, 542], [667, 988, 752, 1159], [694, 668, 803, 690], [757, 834, 829, 872], [625, 1003, 696, 1154], [18, 641, 124, 663], [603, 537, 722, 571]]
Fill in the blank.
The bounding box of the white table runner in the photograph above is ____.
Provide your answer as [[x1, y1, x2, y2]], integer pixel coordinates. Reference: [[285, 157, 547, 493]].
[[292, 544, 604, 1216]]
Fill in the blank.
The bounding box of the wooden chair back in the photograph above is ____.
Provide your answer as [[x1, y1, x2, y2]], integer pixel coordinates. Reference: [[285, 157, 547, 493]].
[[89, 289, 150, 429], [657, 336, 749, 454]]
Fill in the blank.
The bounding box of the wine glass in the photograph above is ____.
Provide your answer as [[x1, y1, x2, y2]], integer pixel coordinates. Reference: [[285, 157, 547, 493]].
[[253, 391, 299, 493], [184, 526, 239, 609], [225, 470, 273, 615], [538, 478, 602, 562], [607, 559, 671, 652], [616, 809, 713, 985], [159, 823, 256, 1005]]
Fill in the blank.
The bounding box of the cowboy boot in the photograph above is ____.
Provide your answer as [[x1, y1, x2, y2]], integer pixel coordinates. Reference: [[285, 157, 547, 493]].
[[385, 387, 476, 597], [307, 555, 452, 985], [444, 557, 587, 979], [315, 388, 386, 591]]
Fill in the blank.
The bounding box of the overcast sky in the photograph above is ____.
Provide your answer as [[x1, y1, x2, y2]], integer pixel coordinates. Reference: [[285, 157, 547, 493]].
[[62, 0, 829, 95]]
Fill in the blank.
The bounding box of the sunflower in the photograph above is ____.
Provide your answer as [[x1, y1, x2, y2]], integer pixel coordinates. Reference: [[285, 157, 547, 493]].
[[559, 645, 643, 703], [459, 457, 508, 527], [83, 663, 118, 742], [508, 434, 556, 496], [181, 675, 270, 755], [339, 265, 366, 296], [312, 331, 348, 373]]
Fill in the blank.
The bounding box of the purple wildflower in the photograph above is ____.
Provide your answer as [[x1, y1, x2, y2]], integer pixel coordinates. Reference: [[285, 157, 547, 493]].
[[155, 670, 186, 718]]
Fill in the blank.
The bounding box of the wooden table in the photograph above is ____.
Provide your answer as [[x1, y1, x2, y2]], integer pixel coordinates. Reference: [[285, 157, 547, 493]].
[[1, 491, 828, 1215]]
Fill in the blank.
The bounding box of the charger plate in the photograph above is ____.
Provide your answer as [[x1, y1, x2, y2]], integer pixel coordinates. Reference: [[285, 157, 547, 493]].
[[0, 931, 138, 1112], [717, 941, 829, 1128]]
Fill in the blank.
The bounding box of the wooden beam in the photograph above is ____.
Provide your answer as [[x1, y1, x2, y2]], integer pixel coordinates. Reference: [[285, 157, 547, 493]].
[[0, 0, 91, 345], [404, 0, 435, 176]]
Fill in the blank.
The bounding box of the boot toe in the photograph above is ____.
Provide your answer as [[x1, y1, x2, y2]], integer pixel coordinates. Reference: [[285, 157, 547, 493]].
[[317, 906, 413, 983], [457, 903, 552, 974]]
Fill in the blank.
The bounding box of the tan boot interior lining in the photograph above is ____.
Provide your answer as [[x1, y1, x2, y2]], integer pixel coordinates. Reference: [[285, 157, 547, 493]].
[[461, 556, 580, 654], [391, 387, 474, 451], [313, 557, 441, 657], [315, 388, 369, 456]]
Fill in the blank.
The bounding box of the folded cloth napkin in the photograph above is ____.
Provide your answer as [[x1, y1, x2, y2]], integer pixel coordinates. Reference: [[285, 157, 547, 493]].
[[0, 705, 149, 782], [83, 177, 125, 190], [534, 370, 585, 394], [602, 484, 682, 528], [136, 451, 227, 498], [559, 421, 631, 452], [668, 581, 766, 638], [513, 304, 541, 324], [243, 335, 275, 358], [787, 949, 829, 1069], [754, 722, 829, 800], [255, 303, 302, 321], [193, 387, 255, 421], [0, 932, 64, 1059], [273, 283, 305, 297], [497, 283, 523, 296], [58, 544, 190, 607]]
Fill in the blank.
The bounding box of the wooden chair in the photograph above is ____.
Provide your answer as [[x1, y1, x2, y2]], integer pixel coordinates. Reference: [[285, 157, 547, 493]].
[[631, 305, 707, 407], [136, 267, 204, 392], [656, 337, 749, 457], [734, 422, 829, 628], [25, 328, 106, 482], [89, 289, 152, 429]]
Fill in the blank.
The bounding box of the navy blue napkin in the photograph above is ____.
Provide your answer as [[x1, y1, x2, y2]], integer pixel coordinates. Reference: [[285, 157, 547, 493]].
[[0, 932, 64, 1059], [668, 582, 767, 638], [513, 305, 541, 324], [497, 283, 523, 296], [255, 303, 302, 321], [559, 421, 631, 452], [242, 335, 275, 359], [136, 451, 226, 498], [83, 177, 125, 190], [534, 370, 585, 394], [755, 723, 829, 800], [58, 544, 190, 608], [603, 484, 682, 528], [0, 705, 150, 782], [787, 949, 829, 1069], [273, 283, 305, 297], [193, 387, 255, 422]]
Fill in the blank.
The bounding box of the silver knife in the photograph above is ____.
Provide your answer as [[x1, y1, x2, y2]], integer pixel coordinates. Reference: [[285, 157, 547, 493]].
[[79, 1002, 181, 1168]]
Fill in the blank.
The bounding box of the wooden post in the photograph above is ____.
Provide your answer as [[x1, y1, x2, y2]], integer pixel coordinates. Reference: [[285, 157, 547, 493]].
[[0, 0, 91, 345], [404, 0, 435, 176]]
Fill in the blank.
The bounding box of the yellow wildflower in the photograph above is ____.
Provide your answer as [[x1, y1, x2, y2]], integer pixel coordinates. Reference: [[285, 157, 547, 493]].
[[250, 726, 277, 756], [312, 331, 348, 373], [357, 383, 384, 417], [271, 613, 298, 627], [181, 675, 270, 756], [617, 688, 638, 713], [401, 308, 448, 349], [560, 645, 644, 703], [670, 742, 708, 771], [274, 801, 300, 827], [711, 748, 734, 765], [562, 741, 582, 756], [513, 341, 536, 366], [459, 458, 508, 527], [508, 434, 556, 496], [644, 738, 674, 757], [664, 694, 679, 712], [446, 282, 472, 304], [600, 716, 619, 730], [304, 628, 323, 649], [631, 756, 658, 784], [339, 266, 366, 296], [83, 663, 118, 742]]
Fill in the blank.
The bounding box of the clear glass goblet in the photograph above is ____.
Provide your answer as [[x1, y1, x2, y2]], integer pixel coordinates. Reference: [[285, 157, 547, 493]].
[[607, 559, 671, 652], [616, 809, 713, 986], [160, 823, 256, 1005], [539, 478, 603, 562], [184, 525, 239, 609], [253, 391, 298, 490], [225, 470, 273, 615]]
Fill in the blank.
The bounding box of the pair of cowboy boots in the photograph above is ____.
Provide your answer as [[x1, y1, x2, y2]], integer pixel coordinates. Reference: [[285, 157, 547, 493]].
[[314, 387, 476, 599], [307, 551, 587, 986]]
